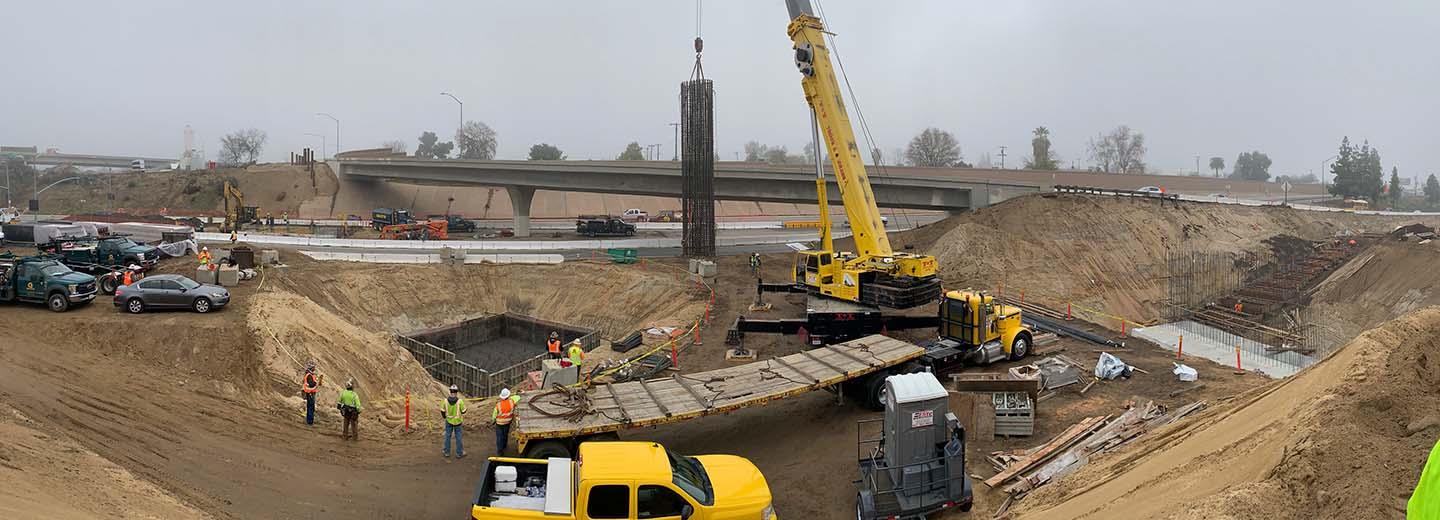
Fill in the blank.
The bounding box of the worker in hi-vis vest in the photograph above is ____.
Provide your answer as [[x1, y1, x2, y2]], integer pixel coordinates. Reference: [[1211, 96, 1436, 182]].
[[441, 384, 467, 458], [564, 340, 585, 368], [547, 331, 562, 360], [301, 362, 323, 425], [1410, 435, 1440, 519], [492, 388, 521, 456]]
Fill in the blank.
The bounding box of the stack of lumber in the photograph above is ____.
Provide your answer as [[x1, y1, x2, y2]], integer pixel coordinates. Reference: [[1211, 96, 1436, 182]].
[[983, 400, 1208, 498]]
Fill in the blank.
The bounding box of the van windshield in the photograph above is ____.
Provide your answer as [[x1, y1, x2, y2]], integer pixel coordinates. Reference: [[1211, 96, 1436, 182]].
[[667, 451, 714, 506]]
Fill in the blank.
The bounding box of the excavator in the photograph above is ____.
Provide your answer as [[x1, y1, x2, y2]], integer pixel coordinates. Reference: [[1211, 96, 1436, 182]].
[[221, 181, 259, 233], [731, 0, 1035, 369]]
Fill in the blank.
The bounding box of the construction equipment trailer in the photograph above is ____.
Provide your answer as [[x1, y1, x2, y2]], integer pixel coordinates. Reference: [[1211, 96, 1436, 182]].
[[511, 335, 926, 459]]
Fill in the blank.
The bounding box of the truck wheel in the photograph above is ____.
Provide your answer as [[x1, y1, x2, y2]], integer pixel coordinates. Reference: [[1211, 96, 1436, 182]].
[[99, 276, 118, 295], [47, 293, 69, 312], [1009, 333, 1032, 361], [123, 256, 139, 267], [861, 373, 887, 411], [959, 500, 973, 512], [193, 297, 212, 313], [524, 440, 571, 459], [126, 298, 145, 314]]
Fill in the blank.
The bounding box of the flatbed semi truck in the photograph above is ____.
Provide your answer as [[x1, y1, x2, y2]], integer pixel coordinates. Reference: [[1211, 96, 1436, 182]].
[[512, 334, 926, 458]]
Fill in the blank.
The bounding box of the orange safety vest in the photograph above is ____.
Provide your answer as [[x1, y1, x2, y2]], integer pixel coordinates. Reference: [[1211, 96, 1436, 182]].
[[495, 399, 515, 425], [302, 372, 320, 394], [547, 338, 561, 354], [123, 271, 133, 286]]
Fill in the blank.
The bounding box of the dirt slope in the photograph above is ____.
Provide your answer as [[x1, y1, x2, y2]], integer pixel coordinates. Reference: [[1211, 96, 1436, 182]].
[[1308, 242, 1440, 346], [38, 164, 337, 217], [901, 194, 1440, 325], [1012, 306, 1440, 520]]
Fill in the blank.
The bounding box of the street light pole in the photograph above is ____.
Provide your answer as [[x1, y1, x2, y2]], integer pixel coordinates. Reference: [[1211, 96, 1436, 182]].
[[668, 122, 680, 161], [1321, 154, 1338, 194], [440, 92, 464, 130], [316, 113, 340, 159], [305, 133, 327, 159], [1195, 155, 1200, 177]]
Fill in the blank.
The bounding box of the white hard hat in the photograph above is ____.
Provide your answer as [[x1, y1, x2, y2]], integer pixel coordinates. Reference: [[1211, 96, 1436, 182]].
[[449, 384, 459, 393], [499, 388, 511, 399]]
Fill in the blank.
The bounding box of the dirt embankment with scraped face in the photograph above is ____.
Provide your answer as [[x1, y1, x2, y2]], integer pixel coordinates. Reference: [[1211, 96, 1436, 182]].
[[1011, 306, 1440, 520], [898, 194, 1440, 325]]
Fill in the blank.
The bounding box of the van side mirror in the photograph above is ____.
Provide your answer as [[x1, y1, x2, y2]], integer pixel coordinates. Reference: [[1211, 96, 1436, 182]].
[[681, 504, 695, 519]]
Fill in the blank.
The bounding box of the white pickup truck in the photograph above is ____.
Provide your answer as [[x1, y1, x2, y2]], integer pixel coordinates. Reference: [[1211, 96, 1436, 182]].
[[621, 208, 649, 222]]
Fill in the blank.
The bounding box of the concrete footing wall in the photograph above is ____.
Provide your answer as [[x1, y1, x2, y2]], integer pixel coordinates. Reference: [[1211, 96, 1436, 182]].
[[398, 313, 597, 397]]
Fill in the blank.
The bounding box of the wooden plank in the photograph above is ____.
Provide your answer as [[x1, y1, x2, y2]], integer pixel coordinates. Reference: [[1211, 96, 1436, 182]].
[[772, 356, 819, 384], [799, 349, 848, 377], [605, 382, 632, 423], [672, 374, 710, 409], [984, 416, 1105, 488], [637, 379, 671, 417]]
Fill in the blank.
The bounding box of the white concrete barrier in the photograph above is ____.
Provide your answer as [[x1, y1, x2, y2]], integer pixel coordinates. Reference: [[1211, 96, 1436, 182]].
[[299, 251, 564, 264]]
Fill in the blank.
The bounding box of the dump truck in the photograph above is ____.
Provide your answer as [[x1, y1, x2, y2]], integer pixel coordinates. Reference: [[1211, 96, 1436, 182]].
[[855, 372, 972, 519], [371, 208, 414, 230], [0, 254, 99, 312], [575, 216, 636, 237], [471, 442, 777, 520], [512, 335, 926, 459]]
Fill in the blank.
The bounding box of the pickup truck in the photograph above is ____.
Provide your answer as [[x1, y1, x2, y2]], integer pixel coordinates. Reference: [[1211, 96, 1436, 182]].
[[0, 254, 99, 312], [472, 442, 777, 520], [620, 208, 649, 223], [429, 214, 476, 233], [576, 216, 636, 237], [42, 235, 157, 270]]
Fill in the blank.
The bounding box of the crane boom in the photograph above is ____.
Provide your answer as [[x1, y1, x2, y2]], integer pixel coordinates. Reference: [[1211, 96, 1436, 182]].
[[781, 0, 940, 309], [785, 0, 890, 258]]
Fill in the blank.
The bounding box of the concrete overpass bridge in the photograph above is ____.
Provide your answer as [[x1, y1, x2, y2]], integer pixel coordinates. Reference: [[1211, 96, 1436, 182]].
[[332, 158, 1040, 236], [3, 147, 178, 169]]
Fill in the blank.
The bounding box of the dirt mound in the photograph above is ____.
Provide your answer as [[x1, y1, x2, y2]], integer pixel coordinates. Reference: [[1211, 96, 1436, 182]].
[[1012, 306, 1440, 520], [0, 401, 209, 519], [1308, 242, 1440, 346], [247, 290, 449, 435], [904, 194, 1440, 325], [273, 258, 708, 338], [38, 164, 337, 217]]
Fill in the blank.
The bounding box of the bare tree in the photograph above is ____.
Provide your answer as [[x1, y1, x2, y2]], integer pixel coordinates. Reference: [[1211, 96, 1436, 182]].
[[1086, 125, 1147, 174], [218, 129, 267, 167], [455, 120, 498, 160], [382, 140, 408, 154], [904, 128, 965, 167]]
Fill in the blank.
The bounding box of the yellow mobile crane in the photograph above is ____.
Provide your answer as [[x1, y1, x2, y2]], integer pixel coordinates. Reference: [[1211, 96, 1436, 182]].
[[734, 1, 1037, 365], [782, 0, 939, 309]]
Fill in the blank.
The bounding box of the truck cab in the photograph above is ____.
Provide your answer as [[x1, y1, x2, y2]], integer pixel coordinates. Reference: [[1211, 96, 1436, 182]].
[[371, 208, 414, 230], [95, 235, 159, 270], [935, 290, 1032, 365], [472, 442, 776, 520], [0, 254, 98, 312]]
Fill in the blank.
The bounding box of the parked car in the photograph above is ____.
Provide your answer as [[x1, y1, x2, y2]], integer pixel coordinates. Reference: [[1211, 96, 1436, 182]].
[[114, 273, 229, 314], [1136, 186, 1164, 194]]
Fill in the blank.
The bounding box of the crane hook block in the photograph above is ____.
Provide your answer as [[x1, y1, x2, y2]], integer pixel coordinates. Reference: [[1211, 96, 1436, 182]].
[[694, 37, 703, 53]]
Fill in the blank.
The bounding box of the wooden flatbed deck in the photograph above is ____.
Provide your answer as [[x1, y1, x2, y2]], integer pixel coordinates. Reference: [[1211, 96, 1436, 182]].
[[514, 334, 925, 445]]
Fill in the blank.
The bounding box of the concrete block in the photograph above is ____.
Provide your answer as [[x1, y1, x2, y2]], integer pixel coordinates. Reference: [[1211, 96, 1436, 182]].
[[213, 248, 232, 261], [688, 258, 700, 274], [217, 265, 240, 287], [194, 267, 218, 285], [259, 249, 280, 265], [697, 260, 717, 277]]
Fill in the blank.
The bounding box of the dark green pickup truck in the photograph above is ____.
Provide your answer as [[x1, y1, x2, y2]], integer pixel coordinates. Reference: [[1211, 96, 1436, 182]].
[[0, 254, 99, 312]]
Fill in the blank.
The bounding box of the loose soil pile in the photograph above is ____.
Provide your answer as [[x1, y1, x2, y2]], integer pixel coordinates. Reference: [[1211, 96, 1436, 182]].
[[1013, 306, 1440, 520], [902, 194, 1440, 325], [39, 164, 337, 217]]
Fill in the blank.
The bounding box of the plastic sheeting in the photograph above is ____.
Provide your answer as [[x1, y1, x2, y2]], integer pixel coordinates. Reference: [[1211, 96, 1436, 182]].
[[1095, 352, 1133, 380], [1172, 363, 1199, 382], [155, 239, 197, 258]]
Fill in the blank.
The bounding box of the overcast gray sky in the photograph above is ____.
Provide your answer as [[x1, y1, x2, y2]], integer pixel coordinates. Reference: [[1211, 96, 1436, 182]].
[[3, 0, 1436, 180]]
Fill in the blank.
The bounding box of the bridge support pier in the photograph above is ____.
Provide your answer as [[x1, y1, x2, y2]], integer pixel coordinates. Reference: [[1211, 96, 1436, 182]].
[[506, 186, 535, 238]]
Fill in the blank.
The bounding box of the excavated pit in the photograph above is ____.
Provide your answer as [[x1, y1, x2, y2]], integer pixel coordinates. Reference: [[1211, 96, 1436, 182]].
[[399, 313, 597, 396]]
